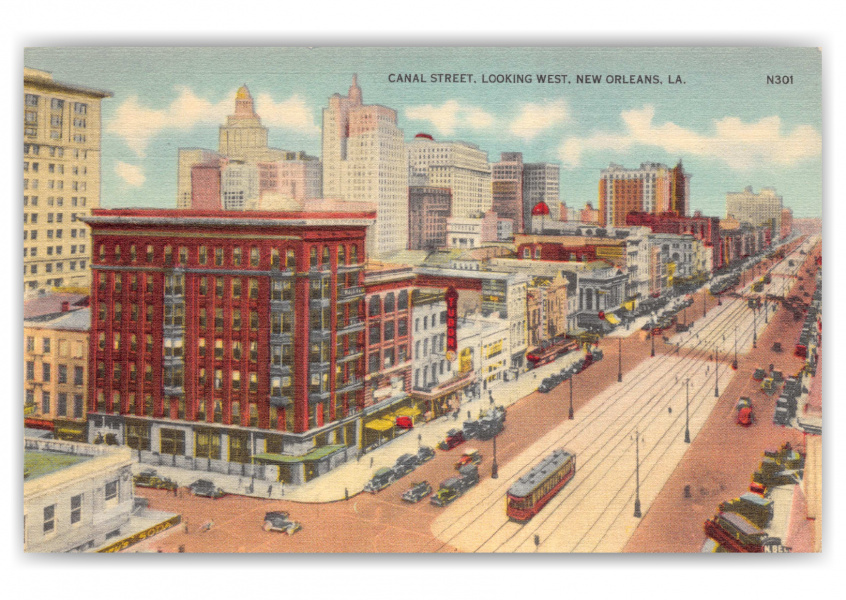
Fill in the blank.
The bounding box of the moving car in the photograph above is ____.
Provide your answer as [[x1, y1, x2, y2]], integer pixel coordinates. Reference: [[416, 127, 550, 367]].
[[189, 479, 226, 499], [416, 445, 436, 463], [402, 481, 432, 503], [133, 469, 178, 491], [737, 406, 754, 427], [263, 511, 302, 535], [454, 449, 482, 470], [392, 453, 419, 478], [438, 429, 465, 450], [363, 467, 396, 493]]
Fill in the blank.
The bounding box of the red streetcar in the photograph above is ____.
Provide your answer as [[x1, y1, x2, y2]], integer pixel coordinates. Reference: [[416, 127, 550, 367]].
[[526, 338, 578, 369], [506, 449, 576, 522]]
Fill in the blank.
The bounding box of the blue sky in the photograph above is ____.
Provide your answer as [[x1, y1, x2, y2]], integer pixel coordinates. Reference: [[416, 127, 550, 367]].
[[24, 47, 822, 217]]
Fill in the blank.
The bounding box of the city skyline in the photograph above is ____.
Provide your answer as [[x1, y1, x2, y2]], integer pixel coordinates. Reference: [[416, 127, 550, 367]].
[[23, 47, 822, 218]]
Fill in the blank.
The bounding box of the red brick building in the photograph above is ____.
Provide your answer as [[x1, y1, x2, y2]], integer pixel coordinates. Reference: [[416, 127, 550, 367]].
[[408, 186, 451, 250], [83, 205, 374, 485]]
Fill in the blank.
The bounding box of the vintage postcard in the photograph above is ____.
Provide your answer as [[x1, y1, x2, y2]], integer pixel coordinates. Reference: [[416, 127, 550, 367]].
[[22, 47, 821, 554]]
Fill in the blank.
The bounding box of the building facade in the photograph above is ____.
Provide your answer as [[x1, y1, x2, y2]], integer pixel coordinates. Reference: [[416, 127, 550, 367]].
[[83, 206, 376, 486], [599, 161, 690, 227], [24, 438, 133, 553], [24, 302, 90, 441], [523, 162, 561, 225], [491, 152, 524, 232], [407, 133, 492, 219], [725, 186, 783, 238], [408, 186, 452, 250], [24, 68, 112, 296], [322, 76, 408, 257]]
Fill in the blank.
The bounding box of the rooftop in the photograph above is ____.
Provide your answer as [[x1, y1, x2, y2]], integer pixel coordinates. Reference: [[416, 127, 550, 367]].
[[23, 293, 88, 321], [24, 450, 92, 481], [24, 307, 91, 332]]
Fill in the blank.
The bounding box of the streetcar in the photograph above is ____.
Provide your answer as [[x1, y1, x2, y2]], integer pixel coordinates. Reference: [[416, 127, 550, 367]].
[[506, 448, 576, 522], [526, 338, 578, 369], [703, 511, 770, 553]]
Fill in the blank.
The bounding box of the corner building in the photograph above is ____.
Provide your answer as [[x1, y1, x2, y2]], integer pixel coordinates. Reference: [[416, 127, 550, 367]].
[[83, 206, 375, 485]]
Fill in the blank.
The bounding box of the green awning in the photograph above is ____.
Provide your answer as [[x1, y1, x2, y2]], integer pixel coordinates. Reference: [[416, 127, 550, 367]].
[[253, 444, 346, 464]]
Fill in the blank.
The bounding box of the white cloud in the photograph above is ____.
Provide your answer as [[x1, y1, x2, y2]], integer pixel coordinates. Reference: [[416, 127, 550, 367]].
[[106, 86, 318, 157], [404, 100, 494, 136], [509, 99, 570, 140], [559, 105, 821, 170], [115, 161, 146, 187], [254, 93, 320, 135]]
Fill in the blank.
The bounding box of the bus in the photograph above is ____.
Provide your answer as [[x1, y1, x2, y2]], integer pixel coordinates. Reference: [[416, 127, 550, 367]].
[[526, 338, 578, 369], [506, 449, 576, 522]]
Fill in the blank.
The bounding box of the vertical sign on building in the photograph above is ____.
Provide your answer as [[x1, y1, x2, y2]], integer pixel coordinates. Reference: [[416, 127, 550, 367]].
[[445, 286, 458, 361]]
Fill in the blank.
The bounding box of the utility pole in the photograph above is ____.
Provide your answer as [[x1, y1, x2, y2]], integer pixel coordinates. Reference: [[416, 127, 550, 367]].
[[684, 379, 691, 443], [633, 430, 642, 518]]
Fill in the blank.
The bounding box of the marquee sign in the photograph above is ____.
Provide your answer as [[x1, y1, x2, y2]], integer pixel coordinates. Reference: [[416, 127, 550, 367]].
[[446, 286, 458, 360]]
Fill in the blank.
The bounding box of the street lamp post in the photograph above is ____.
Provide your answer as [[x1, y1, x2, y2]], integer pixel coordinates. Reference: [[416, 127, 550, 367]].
[[714, 346, 720, 397], [568, 375, 574, 420], [753, 306, 758, 349], [491, 431, 499, 479], [684, 378, 691, 443], [651, 329, 655, 357], [703, 289, 707, 318], [633, 430, 643, 518], [765, 298, 769, 324], [732, 325, 738, 370], [618, 337, 622, 382]]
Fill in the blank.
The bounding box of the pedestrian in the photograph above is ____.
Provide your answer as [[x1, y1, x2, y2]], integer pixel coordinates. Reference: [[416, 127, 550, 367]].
[[268, 484, 273, 498], [467, 411, 471, 420], [357, 452, 361, 463], [345, 488, 349, 501], [370, 457, 374, 468], [173, 486, 178, 497], [668, 406, 672, 414], [534, 534, 540, 550], [183, 518, 189, 534]]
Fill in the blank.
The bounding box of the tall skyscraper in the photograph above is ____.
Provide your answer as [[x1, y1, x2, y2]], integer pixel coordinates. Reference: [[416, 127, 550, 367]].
[[407, 133, 492, 219], [177, 85, 321, 211], [492, 152, 524, 232], [523, 162, 561, 225], [322, 76, 408, 257], [23, 67, 112, 296], [598, 161, 690, 227]]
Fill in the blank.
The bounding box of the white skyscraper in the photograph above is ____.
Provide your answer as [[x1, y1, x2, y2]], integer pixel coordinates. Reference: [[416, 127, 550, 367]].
[[407, 134, 492, 218], [322, 76, 408, 257]]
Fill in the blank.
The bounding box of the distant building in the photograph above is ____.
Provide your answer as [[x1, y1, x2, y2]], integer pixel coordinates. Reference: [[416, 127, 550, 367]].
[[178, 86, 321, 211], [599, 161, 690, 226], [526, 274, 568, 346], [492, 152, 524, 232], [323, 75, 408, 257], [408, 186, 452, 250], [780, 207, 794, 240], [408, 133, 491, 219], [625, 211, 721, 273], [24, 299, 90, 441], [24, 67, 112, 295], [523, 162, 561, 224], [725, 186, 784, 237]]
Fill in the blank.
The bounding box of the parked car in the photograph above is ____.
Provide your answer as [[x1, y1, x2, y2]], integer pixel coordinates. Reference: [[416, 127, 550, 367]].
[[416, 445, 436, 463], [189, 479, 226, 499], [395, 416, 414, 429], [454, 449, 482, 470], [430, 477, 463, 507], [363, 467, 396, 493], [402, 481, 432, 503], [263, 511, 302, 535], [133, 469, 178, 491], [392, 453, 419, 478], [752, 368, 767, 382]]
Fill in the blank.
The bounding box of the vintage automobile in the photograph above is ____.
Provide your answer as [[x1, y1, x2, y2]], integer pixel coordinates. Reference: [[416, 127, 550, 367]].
[[454, 449, 482, 470], [430, 477, 463, 507], [752, 368, 767, 382], [363, 467, 396, 493], [737, 406, 754, 427], [395, 415, 414, 429], [772, 342, 783, 353], [416, 445, 436, 463], [402, 481, 433, 503], [189, 479, 226, 499], [438, 428, 466, 451], [133, 469, 178, 491], [392, 453, 419, 478], [263, 511, 302, 535]]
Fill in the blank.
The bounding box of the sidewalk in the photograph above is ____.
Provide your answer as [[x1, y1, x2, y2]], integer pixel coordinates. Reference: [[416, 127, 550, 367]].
[[133, 349, 589, 504]]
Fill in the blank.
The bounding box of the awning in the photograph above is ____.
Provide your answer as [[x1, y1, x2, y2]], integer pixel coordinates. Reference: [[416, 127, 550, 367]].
[[396, 406, 421, 417], [253, 444, 346, 464], [623, 300, 636, 311], [605, 313, 620, 324], [364, 419, 395, 432]]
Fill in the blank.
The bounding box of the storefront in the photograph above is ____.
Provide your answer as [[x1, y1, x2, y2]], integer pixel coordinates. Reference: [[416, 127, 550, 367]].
[[412, 370, 475, 421], [253, 444, 347, 485], [53, 418, 87, 443]]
